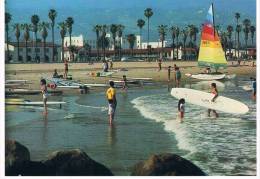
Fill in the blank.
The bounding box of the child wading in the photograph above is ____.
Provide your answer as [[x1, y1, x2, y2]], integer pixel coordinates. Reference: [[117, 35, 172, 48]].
[[175, 67, 181, 87], [106, 81, 117, 125], [208, 83, 219, 118], [40, 79, 48, 115], [178, 98, 185, 123]]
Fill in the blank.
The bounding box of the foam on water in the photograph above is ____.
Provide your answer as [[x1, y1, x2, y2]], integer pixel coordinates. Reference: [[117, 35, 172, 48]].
[[131, 80, 256, 175]]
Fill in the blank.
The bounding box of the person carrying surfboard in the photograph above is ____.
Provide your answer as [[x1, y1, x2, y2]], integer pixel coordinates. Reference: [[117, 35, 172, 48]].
[[178, 98, 185, 123], [106, 81, 117, 125], [208, 83, 219, 118], [40, 79, 48, 115]]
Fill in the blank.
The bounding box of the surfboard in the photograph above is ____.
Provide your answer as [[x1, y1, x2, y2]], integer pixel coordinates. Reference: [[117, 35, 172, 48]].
[[185, 73, 226, 80], [128, 77, 153, 81], [84, 84, 108, 87], [6, 100, 66, 106], [171, 88, 249, 114], [225, 74, 236, 79], [242, 85, 253, 91], [6, 80, 28, 83], [99, 72, 115, 77]]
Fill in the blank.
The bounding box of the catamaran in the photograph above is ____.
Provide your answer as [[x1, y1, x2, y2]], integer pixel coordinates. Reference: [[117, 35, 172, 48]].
[[186, 3, 228, 80]]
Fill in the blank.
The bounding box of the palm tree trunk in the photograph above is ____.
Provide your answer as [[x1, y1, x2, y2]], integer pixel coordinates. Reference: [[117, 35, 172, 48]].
[[229, 39, 231, 58], [113, 38, 116, 60], [69, 33, 72, 46], [183, 40, 186, 60], [147, 18, 150, 61], [245, 40, 248, 59], [25, 40, 28, 63], [43, 38, 46, 62], [35, 32, 38, 63], [17, 39, 20, 62], [6, 27, 10, 62], [52, 25, 54, 62], [62, 38, 64, 62], [237, 32, 240, 58], [176, 37, 179, 60], [119, 40, 122, 60], [172, 38, 175, 60]]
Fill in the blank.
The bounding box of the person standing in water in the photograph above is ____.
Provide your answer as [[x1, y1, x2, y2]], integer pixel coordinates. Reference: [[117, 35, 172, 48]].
[[208, 83, 219, 118], [251, 77, 256, 100], [40, 79, 48, 115], [122, 75, 128, 90], [175, 67, 181, 87], [64, 59, 69, 79], [110, 60, 113, 70], [167, 66, 172, 82], [106, 81, 117, 125], [158, 58, 162, 71], [178, 98, 185, 123]]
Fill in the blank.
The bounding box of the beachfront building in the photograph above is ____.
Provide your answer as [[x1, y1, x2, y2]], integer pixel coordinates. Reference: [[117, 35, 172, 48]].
[[64, 34, 84, 47], [141, 41, 168, 49], [5, 42, 61, 63]]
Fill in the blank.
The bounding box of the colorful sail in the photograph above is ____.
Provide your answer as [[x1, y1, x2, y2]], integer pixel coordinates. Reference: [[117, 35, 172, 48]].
[[198, 4, 227, 70]]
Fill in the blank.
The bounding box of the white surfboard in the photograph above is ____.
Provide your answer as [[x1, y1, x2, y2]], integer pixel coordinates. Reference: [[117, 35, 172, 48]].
[[171, 88, 249, 114], [185, 73, 226, 80], [84, 84, 108, 87], [225, 74, 236, 79], [242, 85, 253, 91], [6, 100, 66, 106], [128, 77, 153, 81], [6, 80, 28, 83]]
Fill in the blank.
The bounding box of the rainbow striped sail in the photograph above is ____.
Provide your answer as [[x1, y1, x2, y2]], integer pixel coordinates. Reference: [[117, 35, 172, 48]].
[[198, 4, 227, 70]]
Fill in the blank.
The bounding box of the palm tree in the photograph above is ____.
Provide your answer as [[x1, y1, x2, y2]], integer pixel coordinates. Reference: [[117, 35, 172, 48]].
[[227, 25, 234, 58], [137, 19, 145, 49], [31, 14, 40, 62], [21, 23, 30, 62], [235, 13, 240, 57], [68, 45, 78, 61], [110, 24, 118, 59], [117, 24, 125, 60], [127, 34, 136, 56], [66, 17, 74, 46], [181, 28, 188, 60], [235, 25, 242, 58], [5, 12, 12, 62], [169, 26, 176, 59], [243, 19, 251, 57], [220, 32, 228, 57], [188, 25, 195, 47], [48, 9, 57, 62], [175, 27, 180, 60], [58, 22, 67, 62], [101, 25, 108, 60], [93, 25, 102, 61], [192, 26, 199, 47], [83, 42, 91, 62], [144, 8, 153, 60], [13, 23, 21, 62], [39, 22, 50, 62], [250, 25, 256, 46], [158, 25, 167, 58]]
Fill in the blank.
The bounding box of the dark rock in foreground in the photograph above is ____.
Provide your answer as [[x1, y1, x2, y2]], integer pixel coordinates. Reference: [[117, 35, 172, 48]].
[[43, 149, 114, 176], [5, 140, 113, 176], [131, 153, 206, 176], [5, 140, 31, 175]]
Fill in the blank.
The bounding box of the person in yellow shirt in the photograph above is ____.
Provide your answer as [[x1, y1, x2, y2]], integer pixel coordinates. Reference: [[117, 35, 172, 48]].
[[106, 81, 117, 125]]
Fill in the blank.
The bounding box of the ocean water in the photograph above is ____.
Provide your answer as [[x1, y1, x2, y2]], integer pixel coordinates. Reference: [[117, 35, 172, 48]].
[[5, 78, 256, 176]]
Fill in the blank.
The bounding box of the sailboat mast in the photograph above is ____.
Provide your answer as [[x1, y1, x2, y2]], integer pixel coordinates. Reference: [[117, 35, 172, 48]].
[[212, 3, 216, 37]]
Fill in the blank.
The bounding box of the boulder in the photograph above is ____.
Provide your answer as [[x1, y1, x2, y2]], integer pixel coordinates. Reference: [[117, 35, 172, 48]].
[[131, 153, 206, 176], [43, 149, 113, 176], [5, 140, 30, 169]]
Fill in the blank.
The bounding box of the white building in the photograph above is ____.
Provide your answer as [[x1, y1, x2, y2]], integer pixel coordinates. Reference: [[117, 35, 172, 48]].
[[141, 40, 168, 49], [64, 34, 84, 47], [5, 42, 61, 63]]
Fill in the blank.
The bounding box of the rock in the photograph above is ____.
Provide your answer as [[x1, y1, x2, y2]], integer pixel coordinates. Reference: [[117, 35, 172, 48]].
[[131, 153, 206, 176], [5, 140, 30, 169], [6, 161, 54, 176], [44, 149, 113, 176]]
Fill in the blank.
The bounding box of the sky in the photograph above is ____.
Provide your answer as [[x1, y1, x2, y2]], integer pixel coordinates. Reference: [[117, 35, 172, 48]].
[[5, 0, 256, 43]]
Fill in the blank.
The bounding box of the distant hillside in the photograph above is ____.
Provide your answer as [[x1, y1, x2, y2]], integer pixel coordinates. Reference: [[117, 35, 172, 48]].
[[6, 0, 256, 43]]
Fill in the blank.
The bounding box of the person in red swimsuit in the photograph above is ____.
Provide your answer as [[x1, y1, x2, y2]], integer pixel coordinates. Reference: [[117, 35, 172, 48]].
[[208, 83, 219, 118]]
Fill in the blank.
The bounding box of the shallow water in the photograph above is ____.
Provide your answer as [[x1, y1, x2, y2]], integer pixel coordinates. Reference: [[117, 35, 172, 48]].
[[6, 78, 256, 176]]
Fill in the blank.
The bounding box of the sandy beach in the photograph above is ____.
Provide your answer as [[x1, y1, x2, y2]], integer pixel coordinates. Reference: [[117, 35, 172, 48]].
[[5, 61, 256, 90]]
